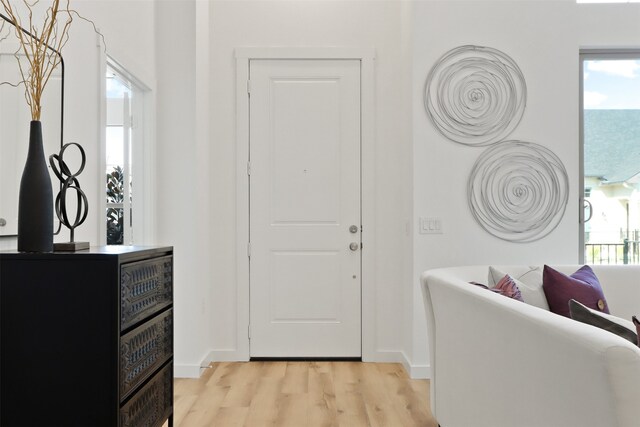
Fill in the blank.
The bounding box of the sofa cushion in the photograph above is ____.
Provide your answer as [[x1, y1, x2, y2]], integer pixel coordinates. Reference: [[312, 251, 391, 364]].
[[569, 299, 637, 345], [489, 266, 548, 309], [543, 265, 609, 318]]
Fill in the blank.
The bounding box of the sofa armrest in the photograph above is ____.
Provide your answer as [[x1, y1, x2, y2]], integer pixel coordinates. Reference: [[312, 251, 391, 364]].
[[422, 269, 640, 427]]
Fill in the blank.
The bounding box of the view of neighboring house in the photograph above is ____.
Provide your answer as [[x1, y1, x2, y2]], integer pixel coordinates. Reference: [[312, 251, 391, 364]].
[[584, 109, 640, 262]]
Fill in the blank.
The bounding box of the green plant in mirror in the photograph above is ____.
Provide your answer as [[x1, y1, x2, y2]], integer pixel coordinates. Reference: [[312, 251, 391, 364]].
[[106, 165, 124, 245]]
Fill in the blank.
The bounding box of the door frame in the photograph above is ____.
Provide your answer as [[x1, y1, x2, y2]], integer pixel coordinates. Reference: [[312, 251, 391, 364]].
[[235, 47, 376, 361], [99, 53, 156, 246]]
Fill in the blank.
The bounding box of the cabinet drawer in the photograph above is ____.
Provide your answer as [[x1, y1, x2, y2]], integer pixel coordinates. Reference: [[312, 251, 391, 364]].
[[120, 362, 172, 427], [121, 255, 172, 331], [120, 309, 173, 400]]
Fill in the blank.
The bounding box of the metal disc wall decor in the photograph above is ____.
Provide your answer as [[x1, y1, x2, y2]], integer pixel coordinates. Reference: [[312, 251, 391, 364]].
[[467, 141, 569, 243], [424, 45, 527, 146]]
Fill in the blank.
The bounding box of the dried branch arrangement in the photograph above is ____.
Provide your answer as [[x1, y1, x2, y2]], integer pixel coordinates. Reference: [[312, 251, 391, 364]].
[[0, 0, 75, 121], [0, 13, 24, 88]]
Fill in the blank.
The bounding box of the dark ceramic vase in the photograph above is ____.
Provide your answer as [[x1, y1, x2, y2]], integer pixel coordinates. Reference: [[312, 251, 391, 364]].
[[17, 121, 53, 252]]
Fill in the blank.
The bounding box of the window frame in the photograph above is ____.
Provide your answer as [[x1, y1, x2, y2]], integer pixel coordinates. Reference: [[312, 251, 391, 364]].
[[579, 48, 640, 263]]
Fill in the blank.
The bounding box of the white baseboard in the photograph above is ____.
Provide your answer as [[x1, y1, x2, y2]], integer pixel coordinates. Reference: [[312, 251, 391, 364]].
[[174, 363, 206, 378], [367, 349, 406, 364], [174, 350, 220, 378], [367, 350, 430, 379], [400, 351, 431, 379], [208, 349, 249, 362], [174, 349, 430, 379]]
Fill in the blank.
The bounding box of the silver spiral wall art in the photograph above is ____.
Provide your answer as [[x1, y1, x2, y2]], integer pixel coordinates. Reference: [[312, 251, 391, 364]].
[[467, 141, 569, 243], [424, 45, 527, 146]]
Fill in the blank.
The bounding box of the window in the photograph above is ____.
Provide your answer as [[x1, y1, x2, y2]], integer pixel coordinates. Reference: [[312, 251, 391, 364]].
[[103, 60, 150, 245], [581, 51, 640, 264]]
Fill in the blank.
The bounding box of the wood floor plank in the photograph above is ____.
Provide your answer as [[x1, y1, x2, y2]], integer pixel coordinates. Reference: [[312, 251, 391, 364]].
[[308, 362, 338, 427], [331, 364, 370, 427], [281, 362, 309, 394], [172, 361, 437, 427], [357, 363, 390, 406], [172, 394, 199, 426], [262, 361, 288, 379], [363, 402, 408, 427], [210, 406, 249, 427], [379, 364, 434, 427], [244, 377, 283, 426], [208, 361, 243, 387], [274, 393, 309, 427], [177, 385, 230, 427]]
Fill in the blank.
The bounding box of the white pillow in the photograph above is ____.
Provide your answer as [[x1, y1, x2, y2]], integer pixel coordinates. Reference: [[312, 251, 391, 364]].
[[488, 266, 549, 310]]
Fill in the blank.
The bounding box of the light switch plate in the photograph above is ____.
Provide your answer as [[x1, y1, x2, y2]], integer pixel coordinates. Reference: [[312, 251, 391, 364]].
[[419, 217, 443, 234]]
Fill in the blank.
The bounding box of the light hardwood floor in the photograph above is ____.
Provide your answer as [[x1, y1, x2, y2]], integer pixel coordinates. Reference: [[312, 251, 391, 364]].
[[170, 361, 438, 427]]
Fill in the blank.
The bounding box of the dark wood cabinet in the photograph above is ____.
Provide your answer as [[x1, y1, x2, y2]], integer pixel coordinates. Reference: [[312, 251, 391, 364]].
[[0, 246, 174, 427]]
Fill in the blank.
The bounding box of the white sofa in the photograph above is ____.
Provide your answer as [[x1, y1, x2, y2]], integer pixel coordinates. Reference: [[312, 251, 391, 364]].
[[421, 265, 640, 427]]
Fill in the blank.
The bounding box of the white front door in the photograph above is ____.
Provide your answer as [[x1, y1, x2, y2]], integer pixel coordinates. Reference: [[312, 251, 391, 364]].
[[249, 59, 361, 358]]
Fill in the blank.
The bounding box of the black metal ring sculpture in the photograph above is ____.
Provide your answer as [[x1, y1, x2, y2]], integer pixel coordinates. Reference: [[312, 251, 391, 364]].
[[49, 142, 88, 242], [424, 45, 527, 146], [467, 141, 569, 243]]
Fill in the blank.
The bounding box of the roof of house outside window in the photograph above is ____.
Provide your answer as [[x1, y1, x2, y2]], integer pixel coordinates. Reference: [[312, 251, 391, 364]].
[[584, 109, 640, 184]]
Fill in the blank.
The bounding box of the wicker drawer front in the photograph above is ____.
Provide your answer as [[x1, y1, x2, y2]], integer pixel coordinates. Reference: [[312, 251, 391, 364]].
[[120, 363, 172, 427], [121, 256, 172, 331], [120, 309, 173, 400]]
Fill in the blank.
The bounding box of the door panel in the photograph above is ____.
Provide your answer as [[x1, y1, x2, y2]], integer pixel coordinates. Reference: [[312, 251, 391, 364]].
[[271, 80, 340, 224], [271, 251, 340, 322], [249, 59, 361, 357]]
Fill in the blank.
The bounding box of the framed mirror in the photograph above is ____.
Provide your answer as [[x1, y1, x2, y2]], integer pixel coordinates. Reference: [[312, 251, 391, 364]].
[[0, 37, 63, 236]]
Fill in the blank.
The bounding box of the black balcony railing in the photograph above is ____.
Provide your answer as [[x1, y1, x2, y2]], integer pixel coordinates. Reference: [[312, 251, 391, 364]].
[[585, 239, 640, 264]]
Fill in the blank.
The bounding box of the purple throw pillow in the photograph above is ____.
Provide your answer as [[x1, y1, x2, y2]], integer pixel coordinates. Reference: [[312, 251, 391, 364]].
[[470, 275, 524, 302], [543, 265, 609, 318]]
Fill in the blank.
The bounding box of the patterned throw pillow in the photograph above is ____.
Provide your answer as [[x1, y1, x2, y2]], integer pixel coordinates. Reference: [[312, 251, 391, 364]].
[[488, 266, 548, 309], [471, 274, 524, 302], [542, 265, 609, 318]]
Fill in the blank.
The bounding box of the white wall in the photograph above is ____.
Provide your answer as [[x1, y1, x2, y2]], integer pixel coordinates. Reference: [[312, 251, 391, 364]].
[[69, 0, 157, 244], [207, 0, 412, 366], [154, 0, 215, 377], [409, 0, 640, 377]]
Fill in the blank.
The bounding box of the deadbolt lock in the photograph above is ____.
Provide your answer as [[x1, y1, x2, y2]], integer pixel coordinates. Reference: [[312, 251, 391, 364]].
[[349, 225, 358, 234]]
